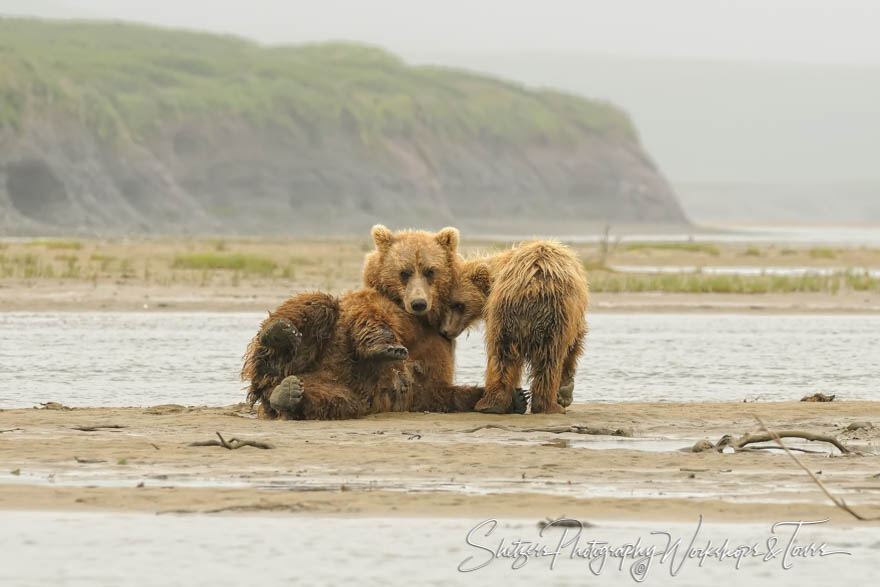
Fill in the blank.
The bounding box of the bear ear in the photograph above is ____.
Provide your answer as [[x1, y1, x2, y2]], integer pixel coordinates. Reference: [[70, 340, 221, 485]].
[[470, 263, 491, 297], [435, 226, 460, 252], [371, 225, 394, 251]]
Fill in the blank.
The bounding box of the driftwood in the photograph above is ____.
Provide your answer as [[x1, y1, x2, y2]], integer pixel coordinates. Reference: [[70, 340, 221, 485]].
[[188, 432, 274, 450], [692, 429, 851, 454], [538, 517, 595, 529], [460, 423, 633, 437], [74, 456, 107, 464], [801, 393, 835, 402], [71, 425, 127, 432], [0, 428, 23, 434], [754, 415, 879, 522], [39, 402, 71, 410]]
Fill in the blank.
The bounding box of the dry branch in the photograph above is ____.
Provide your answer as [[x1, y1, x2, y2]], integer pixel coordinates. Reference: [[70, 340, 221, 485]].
[[754, 415, 879, 522], [693, 429, 851, 454], [460, 423, 632, 437], [71, 425, 127, 432], [188, 431, 273, 450]]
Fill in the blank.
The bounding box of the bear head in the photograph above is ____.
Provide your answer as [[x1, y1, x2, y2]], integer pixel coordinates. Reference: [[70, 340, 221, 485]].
[[438, 259, 491, 340], [363, 224, 461, 323]]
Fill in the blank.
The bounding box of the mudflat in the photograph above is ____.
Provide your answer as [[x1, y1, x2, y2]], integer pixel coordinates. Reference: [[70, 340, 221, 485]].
[[1, 401, 878, 523]]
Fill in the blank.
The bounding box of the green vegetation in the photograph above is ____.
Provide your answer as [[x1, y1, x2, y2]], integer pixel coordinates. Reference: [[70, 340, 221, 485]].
[[623, 242, 721, 256], [27, 240, 83, 249], [809, 247, 836, 259], [172, 253, 277, 275], [589, 270, 879, 294], [0, 18, 636, 143], [743, 247, 762, 257]]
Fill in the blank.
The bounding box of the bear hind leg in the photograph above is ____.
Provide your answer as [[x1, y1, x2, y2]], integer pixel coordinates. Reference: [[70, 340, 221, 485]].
[[557, 326, 586, 408], [475, 336, 523, 414], [529, 350, 566, 414]]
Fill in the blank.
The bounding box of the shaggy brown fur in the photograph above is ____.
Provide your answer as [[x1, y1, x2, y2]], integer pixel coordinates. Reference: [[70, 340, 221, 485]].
[[241, 226, 504, 420], [440, 241, 589, 414]]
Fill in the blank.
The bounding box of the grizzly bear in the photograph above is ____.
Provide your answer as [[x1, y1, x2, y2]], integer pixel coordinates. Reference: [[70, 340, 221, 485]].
[[438, 240, 589, 414], [241, 226, 522, 420]]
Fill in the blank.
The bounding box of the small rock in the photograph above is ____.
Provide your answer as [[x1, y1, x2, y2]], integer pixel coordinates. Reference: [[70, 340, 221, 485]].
[[846, 421, 873, 432], [691, 439, 715, 453]]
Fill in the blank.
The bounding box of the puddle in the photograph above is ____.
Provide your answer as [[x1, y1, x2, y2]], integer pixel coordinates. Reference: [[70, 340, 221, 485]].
[[541, 437, 690, 452]]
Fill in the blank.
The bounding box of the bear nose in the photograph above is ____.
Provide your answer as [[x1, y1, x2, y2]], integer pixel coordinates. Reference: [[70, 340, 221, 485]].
[[410, 299, 428, 313]]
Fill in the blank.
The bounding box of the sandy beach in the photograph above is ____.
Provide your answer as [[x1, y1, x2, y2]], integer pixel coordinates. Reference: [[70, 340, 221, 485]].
[[2, 281, 879, 313], [2, 401, 878, 523], [3, 236, 879, 312]]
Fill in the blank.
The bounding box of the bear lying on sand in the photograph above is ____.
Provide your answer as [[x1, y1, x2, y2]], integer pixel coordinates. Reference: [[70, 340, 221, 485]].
[[241, 226, 526, 420], [439, 240, 589, 414]]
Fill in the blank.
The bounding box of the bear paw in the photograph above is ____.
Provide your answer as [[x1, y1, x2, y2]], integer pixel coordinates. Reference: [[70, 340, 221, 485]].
[[259, 318, 302, 350], [366, 343, 409, 361], [474, 396, 510, 414], [557, 378, 574, 407], [269, 375, 304, 414], [510, 388, 531, 414], [532, 401, 566, 415]]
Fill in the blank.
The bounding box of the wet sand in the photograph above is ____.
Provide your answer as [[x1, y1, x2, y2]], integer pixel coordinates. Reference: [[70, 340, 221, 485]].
[[2, 402, 878, 523]]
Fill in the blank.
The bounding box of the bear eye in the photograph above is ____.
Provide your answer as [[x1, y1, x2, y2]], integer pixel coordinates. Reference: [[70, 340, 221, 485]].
[[424, 268, 435, 279], [400, 270, 411, 282], [451, 302, 465, 312]]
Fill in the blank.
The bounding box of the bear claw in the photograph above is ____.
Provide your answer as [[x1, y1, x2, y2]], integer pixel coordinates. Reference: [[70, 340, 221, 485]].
[[367, 344, 409, 361], [511, 388, 530, 414], [269, 376, 304, 414], [259, 319, 302, 350]]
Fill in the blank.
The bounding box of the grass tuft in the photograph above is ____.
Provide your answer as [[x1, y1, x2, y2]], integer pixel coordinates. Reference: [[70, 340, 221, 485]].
[[27, 240, 82, 250], [589, 270, 878, 294], [809, 247, 836, 259], [172, 253, 277, 275], [624, 242, 721, 256]]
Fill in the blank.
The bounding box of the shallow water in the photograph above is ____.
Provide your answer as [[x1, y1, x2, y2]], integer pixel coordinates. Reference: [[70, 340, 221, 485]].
[[1, 512, 877, 586], [1, 312, 878, 408]]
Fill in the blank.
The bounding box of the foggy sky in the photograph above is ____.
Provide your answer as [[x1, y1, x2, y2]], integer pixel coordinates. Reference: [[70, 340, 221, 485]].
[[7, 0, 880, 65]]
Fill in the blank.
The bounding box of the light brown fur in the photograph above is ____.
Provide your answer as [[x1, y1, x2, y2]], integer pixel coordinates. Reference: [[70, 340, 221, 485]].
[[241, 226, 491, 420], [441, 241, 589, 414]]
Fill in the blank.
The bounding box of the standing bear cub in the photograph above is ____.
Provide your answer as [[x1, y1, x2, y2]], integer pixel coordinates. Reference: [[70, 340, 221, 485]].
[[440, 240, 589, 414], [241, 226, 522, 420]]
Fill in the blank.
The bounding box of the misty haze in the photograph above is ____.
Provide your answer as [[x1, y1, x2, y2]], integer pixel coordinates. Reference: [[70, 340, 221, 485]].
[[1, 3, 879, 587]]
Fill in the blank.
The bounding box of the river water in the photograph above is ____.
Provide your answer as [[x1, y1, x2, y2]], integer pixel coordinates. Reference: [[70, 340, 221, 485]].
[[1, 312, 878, 408], [0, 512, 876, 587]]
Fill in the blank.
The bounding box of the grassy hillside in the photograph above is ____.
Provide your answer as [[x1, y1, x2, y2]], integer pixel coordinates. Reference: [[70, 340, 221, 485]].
[[0, 18, 636, 144]]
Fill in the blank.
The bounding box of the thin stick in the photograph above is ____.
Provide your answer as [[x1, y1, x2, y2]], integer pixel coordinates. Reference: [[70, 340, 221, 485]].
[[460, 424, 631, 437], [754, 415, 879, 522], [215, 431, 232, 449]]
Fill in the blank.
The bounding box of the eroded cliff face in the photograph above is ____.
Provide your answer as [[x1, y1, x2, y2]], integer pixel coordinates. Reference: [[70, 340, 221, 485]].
[[0, 112, 687, 236]]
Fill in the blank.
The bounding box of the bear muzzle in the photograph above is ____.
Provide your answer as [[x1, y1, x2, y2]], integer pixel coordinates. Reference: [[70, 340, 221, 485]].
[[409, 298, 428, 314]]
